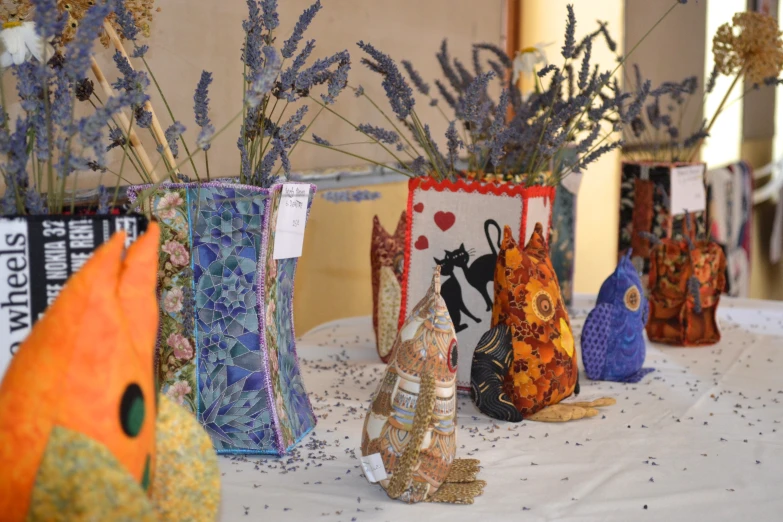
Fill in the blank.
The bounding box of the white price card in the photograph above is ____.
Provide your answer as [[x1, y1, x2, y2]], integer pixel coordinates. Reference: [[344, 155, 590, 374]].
[[560, 170, 584, 195], [670, 164, 706, 216], [358, 451, 388, 483], [273, 184, 310, 260]]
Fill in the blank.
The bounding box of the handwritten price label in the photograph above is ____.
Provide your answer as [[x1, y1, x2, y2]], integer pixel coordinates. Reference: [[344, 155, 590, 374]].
[[273, 184, 310, 260], [670, 164, 706, 216], [358, 450, 388, 483]]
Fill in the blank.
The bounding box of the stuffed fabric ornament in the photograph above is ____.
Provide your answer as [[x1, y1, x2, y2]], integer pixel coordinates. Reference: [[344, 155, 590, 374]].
[[0, 224, 220, 521], [646, 217, 727, 346], [581, 250, 654, 383], [471, 224, 615, 422], [361, 266, 485, 504], [371, 212, 406, 362]]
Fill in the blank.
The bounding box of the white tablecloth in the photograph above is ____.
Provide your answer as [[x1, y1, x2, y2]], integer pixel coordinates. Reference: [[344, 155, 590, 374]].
[[218, 295, 783, 521]]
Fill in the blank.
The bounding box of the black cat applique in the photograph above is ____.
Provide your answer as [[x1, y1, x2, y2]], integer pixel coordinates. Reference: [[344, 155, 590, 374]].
[[434, 219, 501, 333]]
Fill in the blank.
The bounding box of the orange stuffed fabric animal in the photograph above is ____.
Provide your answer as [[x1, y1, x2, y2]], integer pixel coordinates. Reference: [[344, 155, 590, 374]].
[[0, 222, 220, 521]]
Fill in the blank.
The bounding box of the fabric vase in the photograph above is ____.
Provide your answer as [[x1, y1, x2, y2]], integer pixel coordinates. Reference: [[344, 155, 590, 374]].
[[646, 219, 727, 346], [128, 181, 316, 455], [618, 161, 707, 289], [400, 176, 555, 392], [706, 161, 752, 297], [550, 172, 582, 308]]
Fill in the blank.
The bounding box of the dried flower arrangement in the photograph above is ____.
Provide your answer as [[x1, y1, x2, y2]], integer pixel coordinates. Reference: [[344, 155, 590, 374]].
[[623, 11, 783, 163], [308, 1, 689, 187], [0, 0, 350, 216]]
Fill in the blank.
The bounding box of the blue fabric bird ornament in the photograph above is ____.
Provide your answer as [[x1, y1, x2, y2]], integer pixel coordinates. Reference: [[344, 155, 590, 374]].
[[581, 250, 654, 383]]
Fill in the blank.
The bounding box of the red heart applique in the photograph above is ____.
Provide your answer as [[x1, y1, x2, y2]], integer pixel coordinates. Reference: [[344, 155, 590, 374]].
[[414, 235, 429, 250], [434, 211, 455, 232], [413, 202, 424, 213]]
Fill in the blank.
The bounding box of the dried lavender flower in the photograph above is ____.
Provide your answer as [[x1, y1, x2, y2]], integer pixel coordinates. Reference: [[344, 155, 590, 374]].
[[357, 41, 415, 119], [357, 124, 399, 145], [246, 46, 281, 107], [312, 134, 330, 146], [577, 38, 592, 89], [562, 4, 576, 59], [32, 0, 65, 38], [282, 0, 322, 59], [261, 0, 279, 30], [131, 45, 149, 58], [164, 121, 185, 158], [135, 107, 152, 128], [410, 156, 428, 176], [402, 60, 430, 96], [194, 71, 213, 128], [473, 43, 513, 69], [113, 0, 139, 41], [64, 1, 112, 81], [458, 71, 494, 126], [354, 85, 364, 97], [107, 127, 126, 150], [445, 120, 462, 168]]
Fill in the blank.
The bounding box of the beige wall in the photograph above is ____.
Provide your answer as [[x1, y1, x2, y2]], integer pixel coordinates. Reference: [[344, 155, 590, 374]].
[[521, 0, 625, 295]]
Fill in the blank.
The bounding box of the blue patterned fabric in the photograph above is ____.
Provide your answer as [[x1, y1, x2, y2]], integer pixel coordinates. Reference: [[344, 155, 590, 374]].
[[581, 250, 654, 383], [127, 182, 317, 456], [190, 185, 276, 453], [551, 181, 577, 307]]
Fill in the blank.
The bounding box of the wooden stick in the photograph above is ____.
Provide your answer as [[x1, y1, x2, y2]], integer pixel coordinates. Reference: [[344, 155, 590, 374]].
[[90, 56, 158, 182], [102, 21, 179, 178]]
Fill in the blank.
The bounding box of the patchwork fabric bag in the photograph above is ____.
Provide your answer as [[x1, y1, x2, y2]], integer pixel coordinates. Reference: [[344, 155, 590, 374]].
[[370, 212, 406, 362], [128, 182, 316, 455], [618, 162, 707, 287], [646, 217, 727, 346], [706, 161, 752, 297], [401, 177, 555, 392], [491, 223, 578, 417]]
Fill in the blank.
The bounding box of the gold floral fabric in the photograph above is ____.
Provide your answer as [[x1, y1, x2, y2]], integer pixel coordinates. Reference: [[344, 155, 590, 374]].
[[491, 223, 577, 418]]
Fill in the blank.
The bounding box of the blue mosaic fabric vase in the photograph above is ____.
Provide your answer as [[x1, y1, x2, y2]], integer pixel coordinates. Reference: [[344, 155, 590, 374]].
[[128, 182, 317, 455], [550, 178, 580, 308]]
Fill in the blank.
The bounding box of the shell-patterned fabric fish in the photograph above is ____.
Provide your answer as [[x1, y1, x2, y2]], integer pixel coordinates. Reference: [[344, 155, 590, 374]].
[[371, 212, 407, 362], [361, 266, 485, 504], [581, 250, 654, 383], [492, 223, 578, 418], [0, 224, 220, 521]]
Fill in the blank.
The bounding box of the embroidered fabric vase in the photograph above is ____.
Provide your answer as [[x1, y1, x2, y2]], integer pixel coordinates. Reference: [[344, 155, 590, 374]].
[[128, 182, 317, 455], [618, 161, 707, 288], [491, 223, 578, 417], [646, 222, 727, 346], [401, 176, 555, 392], [370, 212, 406, 362], [706, 161, 753, 297]]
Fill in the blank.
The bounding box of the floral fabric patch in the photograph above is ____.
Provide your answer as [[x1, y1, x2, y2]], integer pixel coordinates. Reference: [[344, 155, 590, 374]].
[[492, 223, 577, 418]]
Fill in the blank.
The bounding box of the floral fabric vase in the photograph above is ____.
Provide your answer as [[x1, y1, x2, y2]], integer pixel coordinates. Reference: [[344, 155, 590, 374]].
[[618, 161, 707, 288], [128, 181, 316, 455], [401, 176, 555, 392]]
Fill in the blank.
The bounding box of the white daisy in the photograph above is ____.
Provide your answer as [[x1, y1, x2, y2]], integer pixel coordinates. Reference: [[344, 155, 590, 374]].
[[0, 21, 44, 68], [512, 42, 553, 84]]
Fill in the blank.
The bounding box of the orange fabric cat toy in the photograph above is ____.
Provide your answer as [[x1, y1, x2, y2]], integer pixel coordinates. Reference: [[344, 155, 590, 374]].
[[0, 223, 220, 521]]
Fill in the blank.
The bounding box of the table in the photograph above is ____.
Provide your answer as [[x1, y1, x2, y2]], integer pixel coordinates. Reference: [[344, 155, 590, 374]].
[[218, 295, 783, 521]]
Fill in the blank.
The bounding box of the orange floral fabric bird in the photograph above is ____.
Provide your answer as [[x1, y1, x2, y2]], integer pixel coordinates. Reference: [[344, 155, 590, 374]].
[[0, 222, 220, 521]]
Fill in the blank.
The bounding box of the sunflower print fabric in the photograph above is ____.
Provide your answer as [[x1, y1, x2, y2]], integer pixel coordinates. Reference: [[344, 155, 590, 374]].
[[491, 223, 578, 418]]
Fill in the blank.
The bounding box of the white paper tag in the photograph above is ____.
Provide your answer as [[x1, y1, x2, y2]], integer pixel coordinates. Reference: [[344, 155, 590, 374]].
[[273, 184, 310, 260], [560, 170, 583, 195], [359, 451, 388, 483], [670, 164, 706, 216]]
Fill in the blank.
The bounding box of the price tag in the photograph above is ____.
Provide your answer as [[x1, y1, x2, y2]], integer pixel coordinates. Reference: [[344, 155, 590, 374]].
[[670, 164, 706, 216], [560, 170, 583, 195], [273, 184, 310, 260], [358, 451, 388, 483]]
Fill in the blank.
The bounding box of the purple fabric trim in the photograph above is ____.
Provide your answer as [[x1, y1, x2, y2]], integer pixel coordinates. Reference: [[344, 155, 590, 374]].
[[258, 184, 286, 455]]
